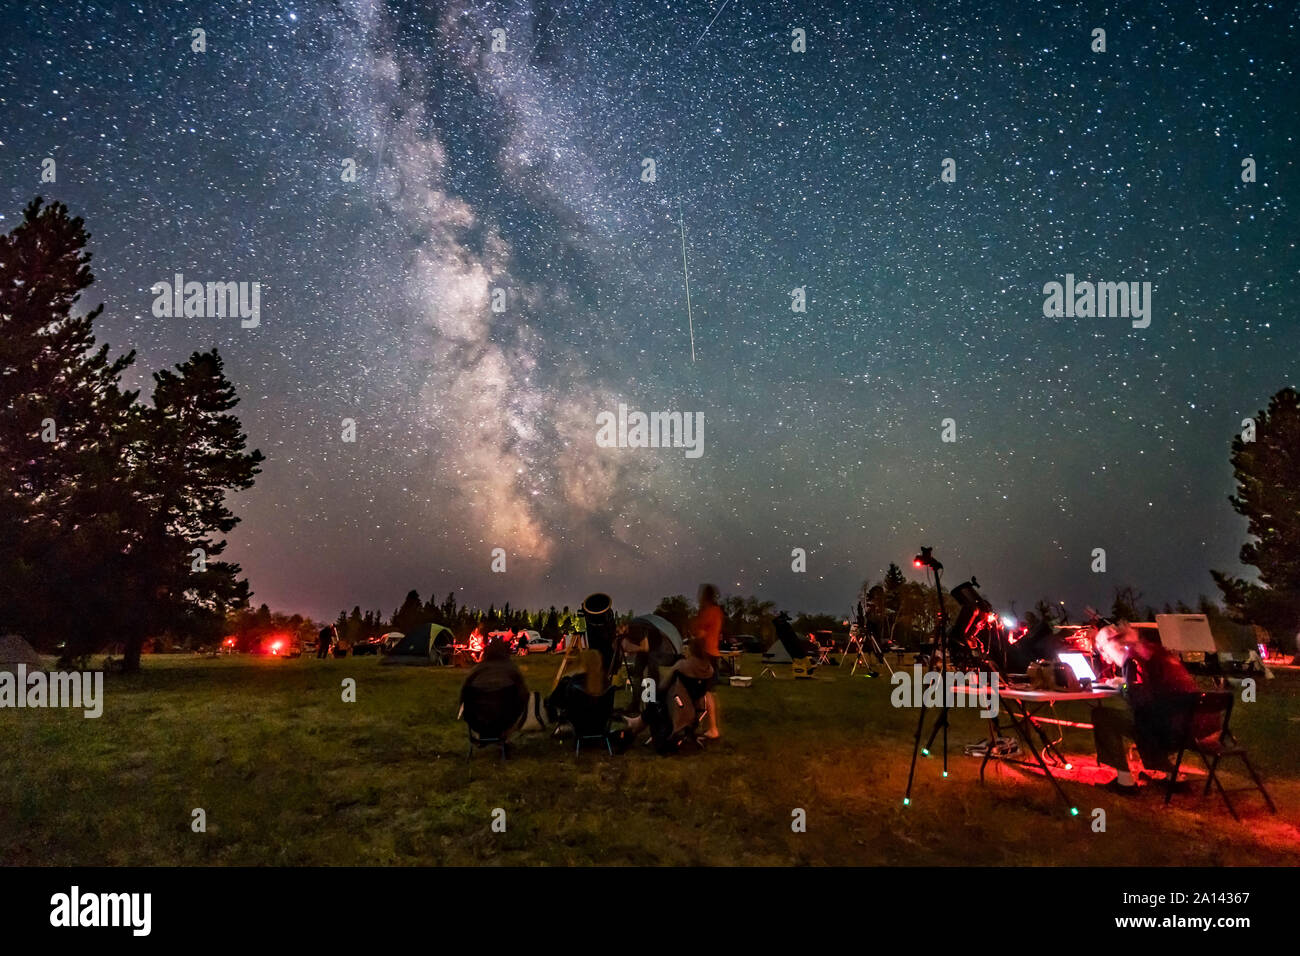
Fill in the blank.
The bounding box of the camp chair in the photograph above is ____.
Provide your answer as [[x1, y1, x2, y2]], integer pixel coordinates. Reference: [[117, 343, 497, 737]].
[[667, 671, 715, 748], [462, 684, 525, 762], [1165, 691, 1276, 820], [430, 634, 452, 666], [566, 686, 616, 755]]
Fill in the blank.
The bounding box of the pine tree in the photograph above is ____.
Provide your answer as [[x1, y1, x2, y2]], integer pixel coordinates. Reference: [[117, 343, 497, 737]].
[[114, 349, 263, 669], [344, 606, 364, 646], [883, 563, 905, 616], [1213, 387, 1300, 640], [0, 198, 136, 649], [542, 606, 560, 645], [2, 201, 263, 666], [393, 589, 424, 634]]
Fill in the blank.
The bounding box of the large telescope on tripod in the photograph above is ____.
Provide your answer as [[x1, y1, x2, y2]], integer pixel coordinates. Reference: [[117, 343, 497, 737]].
[[580, 592, 616, 671]]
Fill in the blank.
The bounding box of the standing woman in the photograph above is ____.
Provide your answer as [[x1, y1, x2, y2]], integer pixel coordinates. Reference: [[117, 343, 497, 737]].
[[688, 583, 724, 738]]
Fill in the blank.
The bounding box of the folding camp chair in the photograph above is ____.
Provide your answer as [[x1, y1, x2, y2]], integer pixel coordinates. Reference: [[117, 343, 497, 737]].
[[430, 640, 451, 666], [668, 672, 715, 749], [462, 685, 525, 762], [1165, 690, 1277, 820], [567, 686, 616, 755]]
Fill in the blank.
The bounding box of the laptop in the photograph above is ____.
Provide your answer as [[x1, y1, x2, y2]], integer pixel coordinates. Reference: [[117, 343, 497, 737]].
[[1058, 652, 1097, 683]]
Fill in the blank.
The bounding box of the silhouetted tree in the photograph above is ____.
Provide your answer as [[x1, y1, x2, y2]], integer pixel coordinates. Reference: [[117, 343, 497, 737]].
[[115, 349, 263, 669], [541, 606, 560, 644], [883, 562, 905, 617], [1213, 387, 1300, 643], [653, 595, 694, 635], [0, 201, 261, 669], [392, 589, 424, 634], [1111, 586, 1142, 623], [0, 198, 137, 651]]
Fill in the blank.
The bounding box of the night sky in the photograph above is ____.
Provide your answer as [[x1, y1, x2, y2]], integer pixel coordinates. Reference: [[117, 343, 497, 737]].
[[2, 0, 1296, 623]]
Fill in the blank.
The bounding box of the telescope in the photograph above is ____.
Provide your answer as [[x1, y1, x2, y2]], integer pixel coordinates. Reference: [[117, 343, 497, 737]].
[[580, 592, 616, 670], [913, 546, 942, 571]]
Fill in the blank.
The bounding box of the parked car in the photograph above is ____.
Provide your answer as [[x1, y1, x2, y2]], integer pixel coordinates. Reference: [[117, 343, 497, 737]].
[[351, 636, 386, 656], [519, 630, 551, 654]]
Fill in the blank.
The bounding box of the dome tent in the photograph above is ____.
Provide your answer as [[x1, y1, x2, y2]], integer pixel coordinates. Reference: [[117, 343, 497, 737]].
[[381, 623, 453, 665], [0, 634, 43, 671], [628, 614, 683, 667]]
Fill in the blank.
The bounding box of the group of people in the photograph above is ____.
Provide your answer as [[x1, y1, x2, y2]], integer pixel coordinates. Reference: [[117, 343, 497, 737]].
[[1089, 622, 1218, 794], [459, 584, 726, 755], [455, 589, 1221, 783]]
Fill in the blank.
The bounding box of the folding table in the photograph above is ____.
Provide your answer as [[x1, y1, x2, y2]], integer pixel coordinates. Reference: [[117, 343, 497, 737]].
[[965, 685, 1121, 816]]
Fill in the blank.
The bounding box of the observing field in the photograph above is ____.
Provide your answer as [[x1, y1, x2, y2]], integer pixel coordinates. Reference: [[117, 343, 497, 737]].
[[2, 655, 1298, 866]]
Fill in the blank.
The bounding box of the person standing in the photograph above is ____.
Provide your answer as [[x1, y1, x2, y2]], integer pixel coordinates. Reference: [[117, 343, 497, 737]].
[[688, 584, 724, 738], [690, 584, 723, 663], [316, 625, 335, 659]]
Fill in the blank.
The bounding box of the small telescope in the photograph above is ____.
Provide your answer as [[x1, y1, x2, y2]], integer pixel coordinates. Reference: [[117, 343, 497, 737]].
[[913, 546, 942, 571]]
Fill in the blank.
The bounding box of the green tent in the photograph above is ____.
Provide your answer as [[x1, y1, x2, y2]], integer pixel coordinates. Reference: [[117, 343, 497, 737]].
[[381, 623, 453, 666]]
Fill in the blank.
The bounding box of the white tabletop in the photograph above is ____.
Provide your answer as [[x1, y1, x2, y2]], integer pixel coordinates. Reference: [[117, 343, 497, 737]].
[[999, 685, 1121, 702], [945, 683, 1121, 703]]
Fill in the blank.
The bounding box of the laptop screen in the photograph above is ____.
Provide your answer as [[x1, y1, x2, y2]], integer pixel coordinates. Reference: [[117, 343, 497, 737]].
[[1058, 652, 1097, 682]]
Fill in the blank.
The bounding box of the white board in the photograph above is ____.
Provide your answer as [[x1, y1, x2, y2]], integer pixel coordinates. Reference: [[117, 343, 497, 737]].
[[1155, 614, 1218, 653]]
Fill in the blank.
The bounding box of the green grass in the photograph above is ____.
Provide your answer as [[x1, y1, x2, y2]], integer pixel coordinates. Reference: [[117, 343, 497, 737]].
[[2, 654, 1297, 865]]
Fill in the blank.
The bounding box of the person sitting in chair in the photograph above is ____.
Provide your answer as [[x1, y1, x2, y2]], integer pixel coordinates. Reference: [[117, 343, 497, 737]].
[[546, 649, 607, 724], [460, 638, 530, 739], [625, 639, 717, 751], [1091, 624, 1207, 794]]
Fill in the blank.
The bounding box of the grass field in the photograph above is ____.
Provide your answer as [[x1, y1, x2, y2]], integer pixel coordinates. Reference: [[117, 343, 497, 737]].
[[3, 654, 1297, 866]]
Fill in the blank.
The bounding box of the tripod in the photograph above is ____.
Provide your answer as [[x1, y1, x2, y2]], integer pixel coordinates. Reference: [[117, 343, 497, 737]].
[[844, 603, 894, 676], [551, 629, 589, 689], [904, 555, 950, 806]]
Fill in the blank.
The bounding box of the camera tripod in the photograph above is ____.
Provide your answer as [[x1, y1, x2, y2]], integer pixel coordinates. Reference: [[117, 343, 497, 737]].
[[904, 550, 952, 806], [845, 603, 893, 676]]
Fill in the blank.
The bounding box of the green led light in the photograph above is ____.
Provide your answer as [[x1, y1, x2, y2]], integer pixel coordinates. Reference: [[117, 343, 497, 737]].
[[903, 797, 910, 806], [1070, 807, 1079, 816], [921, 748, 930, 757]]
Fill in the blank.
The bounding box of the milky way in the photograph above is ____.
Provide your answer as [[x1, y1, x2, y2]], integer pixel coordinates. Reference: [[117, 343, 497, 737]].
[[2, 0, 1296, 621]]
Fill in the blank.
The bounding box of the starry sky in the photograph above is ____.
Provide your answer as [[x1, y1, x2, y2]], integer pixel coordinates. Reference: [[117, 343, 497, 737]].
[[2, 0, 1296, 623]]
